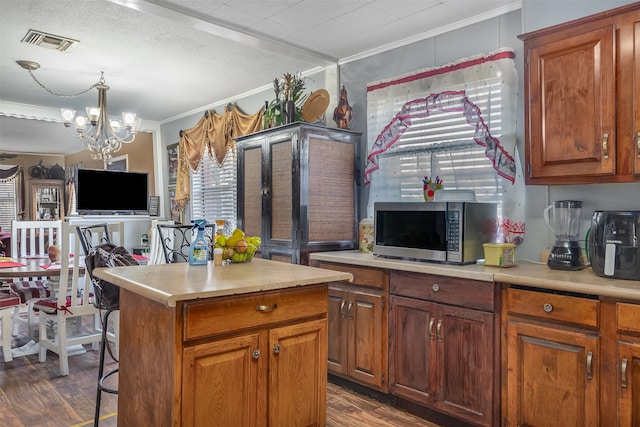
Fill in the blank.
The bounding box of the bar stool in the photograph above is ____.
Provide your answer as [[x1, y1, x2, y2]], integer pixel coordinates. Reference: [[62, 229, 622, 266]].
[[0, 292, 21, 362]]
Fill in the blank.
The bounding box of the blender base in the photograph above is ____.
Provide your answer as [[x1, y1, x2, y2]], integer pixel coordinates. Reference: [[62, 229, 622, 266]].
[[547, 241, 584, 271]]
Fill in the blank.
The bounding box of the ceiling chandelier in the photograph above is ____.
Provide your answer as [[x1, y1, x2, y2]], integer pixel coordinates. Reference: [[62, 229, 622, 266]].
[[17, 60, 141, 164]]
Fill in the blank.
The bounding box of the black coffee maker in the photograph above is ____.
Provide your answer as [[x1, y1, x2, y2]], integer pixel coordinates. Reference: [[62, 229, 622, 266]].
[[589, 211, 640, 280]]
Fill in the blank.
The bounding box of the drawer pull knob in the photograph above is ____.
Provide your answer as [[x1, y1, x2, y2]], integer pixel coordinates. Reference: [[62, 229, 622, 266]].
[[432, 284, 440, 292], [622, 358, 628, 388], [586, 351, 593, 380], [252, 349, 260, 360], [256, 303, 278, 313], [543, 303, 553, 313], [273, 344, 281, 354]]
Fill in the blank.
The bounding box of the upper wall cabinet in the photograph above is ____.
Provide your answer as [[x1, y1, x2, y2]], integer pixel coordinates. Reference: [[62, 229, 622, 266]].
[[519, 3, 640, 185]]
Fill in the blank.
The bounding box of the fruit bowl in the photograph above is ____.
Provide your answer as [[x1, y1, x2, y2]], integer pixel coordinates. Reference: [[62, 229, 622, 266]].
[[215, 230, 261, 263], [222, 245, 260, 263]]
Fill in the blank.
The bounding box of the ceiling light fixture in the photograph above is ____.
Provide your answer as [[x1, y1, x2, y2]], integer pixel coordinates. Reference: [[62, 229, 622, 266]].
[[16, 60, 141, 164]]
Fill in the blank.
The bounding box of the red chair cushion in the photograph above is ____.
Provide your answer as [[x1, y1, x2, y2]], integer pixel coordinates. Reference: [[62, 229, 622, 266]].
[[9, 280, 51, 304], [33, 296, 72, 315], [0, 292, 20, 309]]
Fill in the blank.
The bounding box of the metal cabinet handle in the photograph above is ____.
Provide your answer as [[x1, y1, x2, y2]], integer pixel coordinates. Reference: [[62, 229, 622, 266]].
[[429, 318, 435, 340], [621, 358, 628, 388], [637, 132, 640, 158], [347, 301, 353, 320], [543, 303, 553, 313], [252, 349, 260, 360], [603, 134, 609, 159], [273, 344, 281, 354], [340, 300, 346, 318], [436, 319, 443, 342], [256, 303, 278, 313], [586, 351, 593, 380], [432, 283, 440, 292]]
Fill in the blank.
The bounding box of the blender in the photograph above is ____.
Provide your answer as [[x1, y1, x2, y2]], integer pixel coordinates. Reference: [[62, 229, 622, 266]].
[[544, 200, 585, 270]]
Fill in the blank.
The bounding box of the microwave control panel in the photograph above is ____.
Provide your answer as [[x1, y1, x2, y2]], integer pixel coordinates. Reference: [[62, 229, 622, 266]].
[[446, 208, 462, 263]]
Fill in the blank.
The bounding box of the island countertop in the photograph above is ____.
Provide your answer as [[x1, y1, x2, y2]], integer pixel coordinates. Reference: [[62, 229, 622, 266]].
[[93, 257, 353, 307]]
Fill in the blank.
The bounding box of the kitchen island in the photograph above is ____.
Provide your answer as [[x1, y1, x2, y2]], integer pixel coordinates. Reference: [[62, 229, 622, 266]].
[[94, 258, 353, 427]]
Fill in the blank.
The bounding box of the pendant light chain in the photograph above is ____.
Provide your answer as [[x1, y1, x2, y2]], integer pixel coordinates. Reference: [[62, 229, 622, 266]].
[[25, 68, 101, 98]]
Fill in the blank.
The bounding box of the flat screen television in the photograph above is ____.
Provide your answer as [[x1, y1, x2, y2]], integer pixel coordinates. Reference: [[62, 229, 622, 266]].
[[76, 168, 149, 215]]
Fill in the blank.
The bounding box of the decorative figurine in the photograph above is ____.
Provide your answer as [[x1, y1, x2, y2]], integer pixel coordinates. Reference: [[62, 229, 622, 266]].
[[333, 85, 353, 129]]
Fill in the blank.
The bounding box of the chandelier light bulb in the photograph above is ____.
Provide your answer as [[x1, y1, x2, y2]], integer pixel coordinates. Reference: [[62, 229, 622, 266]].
[[110, 119, 121, 133], [75, 115, 87, 131], [122, 112, 136, 128], [86, 106, 100, 124], [61, 108, 76, 126]]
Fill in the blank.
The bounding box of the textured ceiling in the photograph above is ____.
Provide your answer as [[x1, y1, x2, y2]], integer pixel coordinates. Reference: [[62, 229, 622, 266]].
[[0, 0, 521, 155]]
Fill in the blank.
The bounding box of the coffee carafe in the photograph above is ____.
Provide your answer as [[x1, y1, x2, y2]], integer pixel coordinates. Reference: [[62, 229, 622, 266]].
[[544, 200, 584, 270]]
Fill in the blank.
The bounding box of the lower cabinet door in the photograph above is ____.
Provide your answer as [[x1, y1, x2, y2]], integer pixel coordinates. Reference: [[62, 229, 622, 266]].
[[348, 289, 385, 389], [182, 332, 266, 427], [506, 319, 599, 427], [389, 295, 437, 404], [618, 340, 640, 426], [435, 304, 494, 427], [269, 318, 328, 427], [328, 287, 348, 375]]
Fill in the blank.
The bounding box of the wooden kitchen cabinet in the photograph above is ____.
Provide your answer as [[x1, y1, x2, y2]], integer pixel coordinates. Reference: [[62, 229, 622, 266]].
[[613, 302, 640, 426], [319, 262, 389, 392], [389, 271, 499, 427], [30, 179, 64, 221], [519, 3, 640, 184], [118, 283, 329, 426], [235, 123, 360, 264], [502, 287, 600, 426]]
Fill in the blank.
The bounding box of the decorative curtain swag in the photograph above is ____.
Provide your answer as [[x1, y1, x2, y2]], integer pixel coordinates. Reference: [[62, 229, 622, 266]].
[[364, 90, 516, 186], [175, 104, 263, 209]]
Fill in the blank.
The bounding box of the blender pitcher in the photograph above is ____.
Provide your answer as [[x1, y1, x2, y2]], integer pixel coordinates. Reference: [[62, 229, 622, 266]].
[[543, 200, 584, 270]]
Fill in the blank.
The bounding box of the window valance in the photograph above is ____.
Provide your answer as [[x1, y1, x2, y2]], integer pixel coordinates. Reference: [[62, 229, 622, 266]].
[[175, 104, 263, 209]]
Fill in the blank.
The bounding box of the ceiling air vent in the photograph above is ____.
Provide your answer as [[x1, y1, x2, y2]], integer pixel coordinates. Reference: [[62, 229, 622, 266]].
[[21, 29, 78, 52]]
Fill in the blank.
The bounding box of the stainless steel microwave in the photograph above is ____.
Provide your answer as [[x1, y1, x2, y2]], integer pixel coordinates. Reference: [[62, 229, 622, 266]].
[[373, 201, 498, 264]]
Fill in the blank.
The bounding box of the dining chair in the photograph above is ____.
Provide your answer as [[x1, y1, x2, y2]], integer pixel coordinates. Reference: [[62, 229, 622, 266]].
[[146, 219, 174, 264], [36, 222, 103, 376], [0, 292, 21, 362], [156, 223, 215, 263], [9, 219, 63, 339]]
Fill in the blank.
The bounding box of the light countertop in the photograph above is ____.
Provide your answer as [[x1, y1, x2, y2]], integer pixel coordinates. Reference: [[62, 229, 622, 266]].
[[310, 250, 640, 301], [93, 257, 353, 307]]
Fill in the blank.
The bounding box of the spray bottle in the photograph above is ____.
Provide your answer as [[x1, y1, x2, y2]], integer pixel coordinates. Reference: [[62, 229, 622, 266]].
[[189, 219, 209, 266]]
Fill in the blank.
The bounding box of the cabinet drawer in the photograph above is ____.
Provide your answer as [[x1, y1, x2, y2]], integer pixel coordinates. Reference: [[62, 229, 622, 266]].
[[507, 288, 599, 328], [617, 302, 640, 334], [183, 285, 328, 341], [390, 271, 495, 312], [316, 262, 388, 290]]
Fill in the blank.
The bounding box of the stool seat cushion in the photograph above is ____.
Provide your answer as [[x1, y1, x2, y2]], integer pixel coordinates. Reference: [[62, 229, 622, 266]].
[[0, 293, 20, 309], [9, 280, 51, 304]]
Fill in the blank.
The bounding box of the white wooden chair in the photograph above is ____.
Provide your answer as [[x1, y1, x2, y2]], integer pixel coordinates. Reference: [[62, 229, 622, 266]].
[[9, 220, 63, 338], [36, 222, 105, 376]]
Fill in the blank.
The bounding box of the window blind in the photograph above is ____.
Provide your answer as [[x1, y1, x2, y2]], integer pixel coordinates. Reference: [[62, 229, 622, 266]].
[[190, 148, 237, 233], [369, 77, 504, 207], [0, 170, 19, 231]]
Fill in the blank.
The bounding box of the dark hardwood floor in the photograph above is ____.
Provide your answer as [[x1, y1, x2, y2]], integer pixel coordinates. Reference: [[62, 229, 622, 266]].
[[1, 336, 439, 427]]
